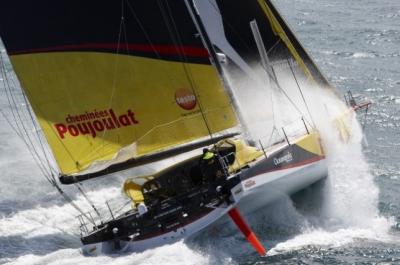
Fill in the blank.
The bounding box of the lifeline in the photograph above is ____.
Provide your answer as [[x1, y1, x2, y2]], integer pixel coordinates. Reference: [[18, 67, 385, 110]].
[[54, 109, 139, 139]]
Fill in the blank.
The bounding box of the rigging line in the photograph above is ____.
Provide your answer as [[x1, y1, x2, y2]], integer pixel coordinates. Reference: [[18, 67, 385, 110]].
[[267, 39, 282, 55], [70, 1, 128, 215], [2, 90, 52, 179], [252, 43, 305, 121], [74, 183, 102, 219], [125, 0, 193, 147], [98, 0, 128, 141], [267, 126, 279, 147], [0, 55, 54, 178], [263, 59, 307, 122], [287, 58, 316, 129], [55, 185, 97, 226], [86, 0, 126, 163], [0, 108, 54, 184], [193, 1, 282, 142], [204, 0, 281, 59], [268, 73, 277, 131], [118, 2, 139, 143], [126, 0, 200, 117], [21, 91, 58, 176], [1, 56, 60, 188], [125, 1, 187, 98], [100, 0, 125, 149], [159, 0, 214, 139], [113, 200, 131, 215], [90, 0, 126, 156], [0, 108, 19, 138], [52, 173, 98, 225], [204, 0, 269, 58], [0, 73, 54, 182], [108, 0, 125, 108], [0, 56, 55, 178], [2, 54, 76, 174], [125, 0, 162, 60], [1, 57, 94, 225], [0, 54, 24, 139], [13, 59, 80, 174]]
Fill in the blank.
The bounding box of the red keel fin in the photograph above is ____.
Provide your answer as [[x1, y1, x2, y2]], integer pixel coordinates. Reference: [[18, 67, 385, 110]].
[[228, 207, 266, 256]]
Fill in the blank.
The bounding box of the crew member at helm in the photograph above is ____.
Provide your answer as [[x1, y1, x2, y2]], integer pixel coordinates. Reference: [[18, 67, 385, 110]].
[[200, 148, 224, 183], [202, 148, 215, 160]]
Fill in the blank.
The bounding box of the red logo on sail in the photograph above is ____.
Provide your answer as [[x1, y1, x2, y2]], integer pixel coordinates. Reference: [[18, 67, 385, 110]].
[[175, 89, 196, 110]]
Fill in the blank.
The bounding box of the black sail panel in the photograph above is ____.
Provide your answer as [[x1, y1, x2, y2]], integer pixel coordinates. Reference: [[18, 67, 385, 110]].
[[196, 0, 330, 86], [1, 1, 209, 63]]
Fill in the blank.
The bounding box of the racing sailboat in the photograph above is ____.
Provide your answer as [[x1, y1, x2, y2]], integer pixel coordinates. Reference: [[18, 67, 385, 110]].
[[0, 0, 352, 255]]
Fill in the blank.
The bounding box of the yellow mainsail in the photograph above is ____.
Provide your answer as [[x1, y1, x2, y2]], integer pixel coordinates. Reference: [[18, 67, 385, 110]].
[[10, 52, 237, 175]]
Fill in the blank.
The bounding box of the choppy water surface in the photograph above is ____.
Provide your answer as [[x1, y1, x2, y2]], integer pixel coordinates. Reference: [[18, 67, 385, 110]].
[[1, 0, 400, 264]]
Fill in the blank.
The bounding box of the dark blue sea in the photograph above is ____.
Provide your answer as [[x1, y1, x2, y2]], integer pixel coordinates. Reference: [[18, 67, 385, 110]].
[[1, 0, 400, 264]]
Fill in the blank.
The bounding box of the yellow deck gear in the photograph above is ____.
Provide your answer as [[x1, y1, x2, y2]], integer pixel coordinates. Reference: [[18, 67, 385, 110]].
[[123, 180, 144, 208], [214, 139, 263, 173]]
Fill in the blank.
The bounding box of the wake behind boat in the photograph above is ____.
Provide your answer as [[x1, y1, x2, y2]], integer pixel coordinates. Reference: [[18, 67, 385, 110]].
[[0, 0, 366, 256]]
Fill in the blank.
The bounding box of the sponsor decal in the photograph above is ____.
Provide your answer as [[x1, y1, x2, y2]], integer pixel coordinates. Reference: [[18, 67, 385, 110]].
[[244, 179, 256, 188], [175, 89, 196, 110], [165, 222, 180, 230], [154, 206, 182, 220], [273, 152, 293, 166], [54, 109, 139, 139]]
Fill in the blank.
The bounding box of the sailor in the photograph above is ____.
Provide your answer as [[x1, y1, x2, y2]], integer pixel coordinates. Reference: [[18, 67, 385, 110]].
[[202, 148, 215, 161], [200, 148, 224, 183]]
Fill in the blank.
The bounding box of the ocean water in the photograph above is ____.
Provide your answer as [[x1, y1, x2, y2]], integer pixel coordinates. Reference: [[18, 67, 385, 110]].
[[1, 0, 400, 264]]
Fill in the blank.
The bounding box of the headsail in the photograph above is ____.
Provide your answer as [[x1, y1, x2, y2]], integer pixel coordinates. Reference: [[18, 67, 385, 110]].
[[0, 1, 238, 182], [193, 0, 331, 86]]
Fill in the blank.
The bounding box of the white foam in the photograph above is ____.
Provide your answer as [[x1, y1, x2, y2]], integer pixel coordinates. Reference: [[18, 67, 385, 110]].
[[6, 241, 218, 265], [222, 62, 392, 255], [3, 186, 139, 242], [352, 52, 375, 58], [268, 226, 391, 256]]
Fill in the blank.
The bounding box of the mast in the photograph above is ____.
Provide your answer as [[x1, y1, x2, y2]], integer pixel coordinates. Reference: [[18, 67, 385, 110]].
[[249, 20, 277, 83], [184, 0, 254, 142]]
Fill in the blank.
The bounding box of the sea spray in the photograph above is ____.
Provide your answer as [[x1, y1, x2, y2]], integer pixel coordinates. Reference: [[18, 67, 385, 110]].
[[219, 61, 392, 255], [267, 85, 393, 254], [6, 241, 214, 265], [300, 86, 390, 230]]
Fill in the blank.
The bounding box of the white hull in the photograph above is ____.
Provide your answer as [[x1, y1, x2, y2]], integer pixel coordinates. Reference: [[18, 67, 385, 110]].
[[239, 158, 327, 214], [82, 156, 327, 255]]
